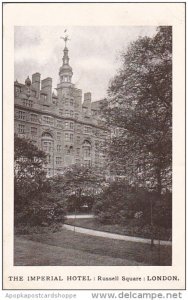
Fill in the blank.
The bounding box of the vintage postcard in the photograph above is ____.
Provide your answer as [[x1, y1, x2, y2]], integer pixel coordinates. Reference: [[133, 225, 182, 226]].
[[3, 2, 185, 290]]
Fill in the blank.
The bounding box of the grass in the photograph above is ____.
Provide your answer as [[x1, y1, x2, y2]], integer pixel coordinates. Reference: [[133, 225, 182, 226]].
[[65, 218, 172, 241], [14, 227, 172, 266]]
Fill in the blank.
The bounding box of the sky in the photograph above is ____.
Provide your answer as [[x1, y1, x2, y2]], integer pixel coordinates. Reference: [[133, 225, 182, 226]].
[[14, 26, 157, 101]]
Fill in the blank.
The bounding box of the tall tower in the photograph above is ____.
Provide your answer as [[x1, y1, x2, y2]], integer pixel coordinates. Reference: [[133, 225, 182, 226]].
[[59, 34, 73, 86]]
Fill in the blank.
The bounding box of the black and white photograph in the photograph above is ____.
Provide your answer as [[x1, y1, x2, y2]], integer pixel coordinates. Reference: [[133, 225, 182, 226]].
[[14, 25, 172, 267], [3, 2, 185, 291]]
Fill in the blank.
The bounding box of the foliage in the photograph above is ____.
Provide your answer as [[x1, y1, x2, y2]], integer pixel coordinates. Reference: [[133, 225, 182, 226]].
[[14, 135, 66, 227], [102, 27, 172, 195], [14, 134, 47, 205], [93, 182, 172, 229], [51, 165, 105, 212]]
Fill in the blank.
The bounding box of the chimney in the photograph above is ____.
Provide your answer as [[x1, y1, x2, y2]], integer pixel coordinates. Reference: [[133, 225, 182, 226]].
[[41, 77, 52, 103], [32, 73, 40, 98], [84, 92, 91, 111], [73, 88, 82, 110]]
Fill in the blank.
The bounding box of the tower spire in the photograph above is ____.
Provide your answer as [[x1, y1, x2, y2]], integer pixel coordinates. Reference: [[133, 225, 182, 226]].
[[59, 30, 73, 84]]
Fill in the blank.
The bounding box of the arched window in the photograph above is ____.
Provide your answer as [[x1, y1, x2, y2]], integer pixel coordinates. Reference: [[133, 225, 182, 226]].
[[42, 132, 54, 153], [42, 132, 53, 139], [83, 140, 91, 158]]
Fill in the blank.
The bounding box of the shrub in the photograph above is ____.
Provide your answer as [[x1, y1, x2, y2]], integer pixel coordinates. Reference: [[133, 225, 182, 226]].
[[93, 182, 172, 229]]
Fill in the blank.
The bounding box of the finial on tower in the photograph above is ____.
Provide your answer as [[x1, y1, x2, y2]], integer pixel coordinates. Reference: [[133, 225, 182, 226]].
[[60, 29, 70, 48]]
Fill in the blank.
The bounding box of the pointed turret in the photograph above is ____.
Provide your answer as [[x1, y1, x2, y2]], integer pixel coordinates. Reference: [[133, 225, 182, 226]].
[[59, 34, 73, 84]]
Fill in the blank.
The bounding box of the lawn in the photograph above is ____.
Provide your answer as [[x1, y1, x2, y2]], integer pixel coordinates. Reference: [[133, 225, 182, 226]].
[[14, 227, 172, 266], [65, 218, 172, 241]]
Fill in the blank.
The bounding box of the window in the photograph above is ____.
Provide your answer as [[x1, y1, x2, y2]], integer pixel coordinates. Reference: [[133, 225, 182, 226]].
[[59, 109, 63, 116], [57, 145, 61, 152], [76, 148, 80, 155], [65, 146, 69, 154], [42, 132, 53, 139], [43, 116, 54, 126], [57, 132, 61, 140], [84, 126, 91, 134], [70, 134, 74, 142], [65, 122, 69, 129], [75, 113, 79, 119], [18, 124, 25, 133], [42, 140, 53, 152], [31, 127, 37, 136], [77, 136, 80, 143], [65, 133, 69, 141], [83, 140, 91, 158], [65, 110, 69, 116], [31, 114, 38, 122], [65, 99, 69, 105], [75, 158, 80, 164], [70, 99, 74, 106], [56, 157, 62, 165], [84, 147, 91, 158], [42, 142, 48, 151], [22, 99, 33, 107], [84, 160, 91, 167], [57, 120, 62, 128], [70, 122, 74, 129], [18, 111, 25, 120], [77, 124, 81, 132], [70, 110, 74, 117], [47, 154, 51, 163]]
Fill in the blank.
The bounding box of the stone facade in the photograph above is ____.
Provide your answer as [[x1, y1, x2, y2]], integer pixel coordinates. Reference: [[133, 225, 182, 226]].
[[14, 44, 108, 176]]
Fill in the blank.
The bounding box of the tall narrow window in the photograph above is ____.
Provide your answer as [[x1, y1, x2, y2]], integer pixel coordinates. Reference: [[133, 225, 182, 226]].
[[57, 145, 61, 152], [57, 132, 61, 140], [56, 157, 62, 165], [47, 154, 51, 163], [31, 114, 38, 122], [65, 133, 69, 141], [18, 124, 25, 133], [59, 109, 63, 116], [70, 134, 74, 142], [18, 111, 26, 120], [41, 132, 54, 153]]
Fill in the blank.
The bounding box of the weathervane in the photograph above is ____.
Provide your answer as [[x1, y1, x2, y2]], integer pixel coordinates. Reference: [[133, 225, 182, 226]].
[[60, 29, 70, 47]]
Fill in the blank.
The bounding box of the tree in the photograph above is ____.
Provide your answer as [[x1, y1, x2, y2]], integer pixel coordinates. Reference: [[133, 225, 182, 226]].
[[102, 27, 172, 195], [52, 165, 105, 212], [14, 135, 65, 227], [93, 181, 172, 231], [14, 135, 47, 209]]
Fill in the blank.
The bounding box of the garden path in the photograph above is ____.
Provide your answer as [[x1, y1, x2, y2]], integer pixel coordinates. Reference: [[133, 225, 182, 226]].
[[63, 224, 172, 246]]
